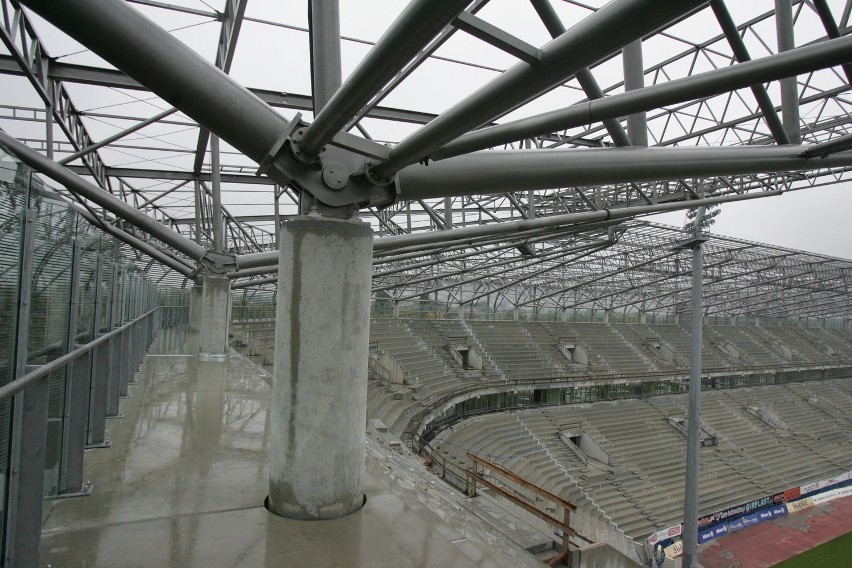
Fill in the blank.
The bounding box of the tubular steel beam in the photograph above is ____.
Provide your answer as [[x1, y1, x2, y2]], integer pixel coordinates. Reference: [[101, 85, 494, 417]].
[[233, 190, 778, 271], [308, 0, 342, 114], [398, 145, 852, 199], [71, 204, 197, 277], [372, 0, 708, 178], [19, 0, 284, 168], [799, 132, 852, 158], [17, 0, 388, 208], [0, 2, 112, 189], [775, 0, 801, 144], [622, 40, 648, 147], [0, 55, 447, 126], [298, 0, 471, 156], [431, 33, 852, 160], [210, 134, 225, 253], [812, 0, 852, 83], [193, 0, 248, 176], [0, 130, 208, 262], [529, 0, 631, 147], [58, 107, 178, 165], [453, 11, 541, 64], [710, 0, 790, 145]]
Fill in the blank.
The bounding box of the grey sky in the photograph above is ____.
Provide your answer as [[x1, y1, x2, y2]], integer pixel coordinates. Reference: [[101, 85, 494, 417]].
[[2, 0, 851, 261]]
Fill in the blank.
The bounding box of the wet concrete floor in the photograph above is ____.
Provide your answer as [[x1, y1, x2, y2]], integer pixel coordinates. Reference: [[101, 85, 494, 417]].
[[40, 327, 543, 568]]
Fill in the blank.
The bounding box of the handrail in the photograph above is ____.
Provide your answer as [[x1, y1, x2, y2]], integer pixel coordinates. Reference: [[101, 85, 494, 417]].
[[404, 362, 852, 439], [0, 308, 158, 402]]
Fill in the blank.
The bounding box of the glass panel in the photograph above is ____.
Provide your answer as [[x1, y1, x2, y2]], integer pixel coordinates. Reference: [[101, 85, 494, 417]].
[[0, 144, 26, 556], [26, 176, 74, 504], [76, 225, 99, 344], [99, 241, 115, 335]]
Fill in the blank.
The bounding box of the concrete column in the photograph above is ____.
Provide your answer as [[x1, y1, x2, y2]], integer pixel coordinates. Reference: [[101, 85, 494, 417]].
[[513, 307, 520, 321], [639, 311, 647, 325], [198, 277, 231, 358], [392, 301, 400, 319], [188, 284, 203, 333], [269, 216, 372, 520]]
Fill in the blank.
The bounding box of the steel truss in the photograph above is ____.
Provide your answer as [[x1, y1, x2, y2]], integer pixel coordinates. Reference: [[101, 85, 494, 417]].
[[0, 0, 851, 322]]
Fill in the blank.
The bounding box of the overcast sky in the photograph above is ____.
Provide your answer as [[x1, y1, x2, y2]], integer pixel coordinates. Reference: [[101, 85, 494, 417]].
[[3, 0, 851, 260]]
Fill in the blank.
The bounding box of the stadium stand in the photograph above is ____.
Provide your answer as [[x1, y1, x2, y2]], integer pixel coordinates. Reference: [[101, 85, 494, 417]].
[[236, 318, 851, 559]]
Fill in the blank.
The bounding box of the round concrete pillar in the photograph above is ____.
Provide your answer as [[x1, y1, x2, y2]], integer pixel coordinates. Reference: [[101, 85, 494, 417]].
[[198, 277, 231, 359], [269, 215, 372, 520]]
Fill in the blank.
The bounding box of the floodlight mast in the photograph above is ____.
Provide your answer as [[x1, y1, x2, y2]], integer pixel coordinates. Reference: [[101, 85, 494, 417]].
[[675, 204, 716, 568]]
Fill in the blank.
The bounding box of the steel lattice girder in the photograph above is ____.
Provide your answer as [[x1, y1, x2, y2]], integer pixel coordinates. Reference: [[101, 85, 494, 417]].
[[1, 0, 851, 320]]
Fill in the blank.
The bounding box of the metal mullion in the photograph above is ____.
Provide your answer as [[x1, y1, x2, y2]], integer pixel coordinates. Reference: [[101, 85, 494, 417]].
[[86, 251, 109, 447], [105, 257, 121, 418], [58, 235, 87, 496], [4, 183, 47, 568]]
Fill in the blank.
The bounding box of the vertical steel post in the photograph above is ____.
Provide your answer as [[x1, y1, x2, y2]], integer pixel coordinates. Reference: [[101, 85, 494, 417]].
[[308, 0, 342, 114], [87, 252, 109, 447], [682, 210, 705, 568], [273, 185, 281, 248], [193, 179, 203, 245], [710, 0, 790, 145], [775, 0, 800, 143], [7, 375, 49, 568], [45, 80, 54, 160], [444, 197, 453, 229], [622, 40, 648, 147], [59, 236, 91, 495], [210, 134, 225, 252], [4, 183, 48, 568], [3, 196, 37, 566], [529, 0, 631, 147], [106, 259, 121, 418], [119, 274, 132, 398], [527, 190, 535, 219]]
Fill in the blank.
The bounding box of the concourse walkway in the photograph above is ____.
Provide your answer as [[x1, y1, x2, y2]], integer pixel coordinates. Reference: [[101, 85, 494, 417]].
[[39, 327, 541, 568]]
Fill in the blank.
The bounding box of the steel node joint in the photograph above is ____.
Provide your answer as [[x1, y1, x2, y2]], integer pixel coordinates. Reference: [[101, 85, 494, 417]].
[[199, 250, 238, 276], [259, 120, 396, 209]]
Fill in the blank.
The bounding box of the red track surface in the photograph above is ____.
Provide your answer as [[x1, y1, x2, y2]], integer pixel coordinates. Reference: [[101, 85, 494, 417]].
[[698, 495, 852, 568]]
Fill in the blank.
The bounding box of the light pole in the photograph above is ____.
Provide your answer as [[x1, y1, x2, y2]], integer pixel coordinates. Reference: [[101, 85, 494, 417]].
[[676, 204, 719, 567]]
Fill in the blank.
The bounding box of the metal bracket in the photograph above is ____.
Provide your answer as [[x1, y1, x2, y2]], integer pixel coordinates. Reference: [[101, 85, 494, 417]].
[[255, 114, 303, 177], [55, 481, 94, 499], [251, 115, 397, 210], [199, 250, 238, 275]]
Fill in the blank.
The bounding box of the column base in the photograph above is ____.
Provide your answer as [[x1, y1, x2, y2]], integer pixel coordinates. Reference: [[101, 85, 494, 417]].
[[264, 494, 366, 521]]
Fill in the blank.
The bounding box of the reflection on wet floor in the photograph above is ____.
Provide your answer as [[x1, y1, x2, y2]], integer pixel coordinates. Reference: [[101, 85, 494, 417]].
[[40, 327, 541, 568]]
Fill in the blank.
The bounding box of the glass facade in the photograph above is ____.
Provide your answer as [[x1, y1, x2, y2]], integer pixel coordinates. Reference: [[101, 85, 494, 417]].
[[0, 143, 162, 557]]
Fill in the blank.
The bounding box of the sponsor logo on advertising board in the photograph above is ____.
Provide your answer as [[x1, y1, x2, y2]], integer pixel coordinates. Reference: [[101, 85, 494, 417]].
[[698, 495, 773, 527], [664, 540, 683, 559], [647, 523, 681, 545], [785, 497, 814, 513], [783, 487, 800, 502]]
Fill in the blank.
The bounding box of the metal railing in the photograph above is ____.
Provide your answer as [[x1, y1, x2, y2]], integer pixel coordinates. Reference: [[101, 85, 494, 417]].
[[0, 308, 162, 567]]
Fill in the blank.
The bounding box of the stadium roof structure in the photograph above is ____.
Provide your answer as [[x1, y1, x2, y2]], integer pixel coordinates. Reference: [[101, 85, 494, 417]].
[[1, 0, 852, 321]]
